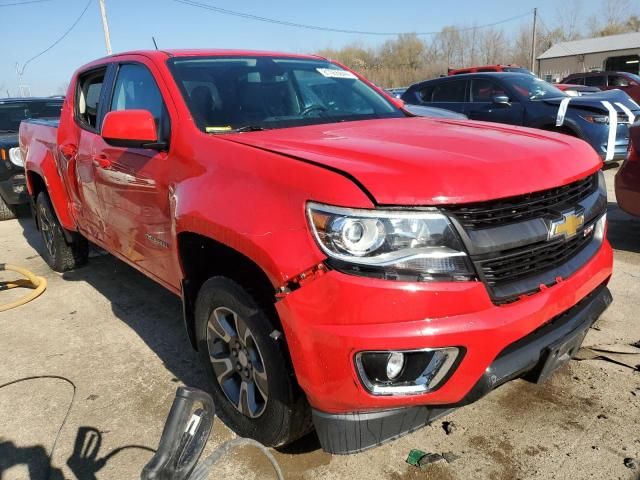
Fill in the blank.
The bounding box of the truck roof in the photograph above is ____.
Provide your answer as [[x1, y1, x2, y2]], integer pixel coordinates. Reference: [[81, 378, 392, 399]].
[[93, 49, 327, 62]]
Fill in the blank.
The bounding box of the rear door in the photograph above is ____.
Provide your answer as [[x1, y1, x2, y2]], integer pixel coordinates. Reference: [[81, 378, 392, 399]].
[[92, 59, 178, 288], [422, 79, 468, 114], [66, 66, 110, 241], [466, 78, 524, 125]]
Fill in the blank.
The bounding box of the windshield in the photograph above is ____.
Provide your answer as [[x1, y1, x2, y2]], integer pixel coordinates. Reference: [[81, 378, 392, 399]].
[[508, 76, 567, 100], [0, 100, 63, 133], [168, 56, 403, 132]]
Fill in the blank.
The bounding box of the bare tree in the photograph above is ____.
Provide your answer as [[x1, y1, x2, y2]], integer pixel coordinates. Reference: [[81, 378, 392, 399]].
[[555, 0, 584, 41]]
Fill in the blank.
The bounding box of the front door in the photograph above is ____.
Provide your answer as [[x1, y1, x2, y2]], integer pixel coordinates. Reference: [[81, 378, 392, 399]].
[[92, 61, 177, 288]]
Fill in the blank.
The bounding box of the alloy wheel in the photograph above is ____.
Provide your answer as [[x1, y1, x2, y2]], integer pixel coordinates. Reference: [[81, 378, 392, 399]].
[[39, 203, 56, 258], [206, 307, 268, 418]]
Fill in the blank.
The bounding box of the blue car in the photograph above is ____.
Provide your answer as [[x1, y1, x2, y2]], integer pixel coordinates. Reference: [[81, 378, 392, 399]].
[[401, 73, 639, 163]]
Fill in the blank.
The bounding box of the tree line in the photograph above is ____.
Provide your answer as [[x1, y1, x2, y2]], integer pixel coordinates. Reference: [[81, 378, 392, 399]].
[[315, 0, 640, 87]]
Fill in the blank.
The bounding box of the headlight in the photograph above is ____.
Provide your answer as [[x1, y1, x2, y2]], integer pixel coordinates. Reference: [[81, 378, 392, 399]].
[[307, 202, 474, 281], [581, 114, 609, 124], [8, 147, 24, 168]]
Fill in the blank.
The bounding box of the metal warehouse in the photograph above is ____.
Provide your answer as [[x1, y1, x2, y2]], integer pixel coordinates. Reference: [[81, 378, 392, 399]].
[[537, 31, 640, 83]]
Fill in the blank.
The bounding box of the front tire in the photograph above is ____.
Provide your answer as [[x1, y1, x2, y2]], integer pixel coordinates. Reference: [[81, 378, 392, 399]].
[[36, 192, 88, 272], [195, 277, 311, 447]]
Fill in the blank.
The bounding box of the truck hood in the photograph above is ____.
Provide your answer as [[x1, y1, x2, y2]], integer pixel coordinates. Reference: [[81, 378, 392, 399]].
[[543, 89, 639, 113], [0, 132, 19, 148], [223, 117, 602, 205]]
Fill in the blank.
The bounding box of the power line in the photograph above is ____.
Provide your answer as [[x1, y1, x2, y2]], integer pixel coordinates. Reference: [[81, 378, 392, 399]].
[[16, 0, 92, 76], [172, 0, 532, 36], [0, 0, 52, 6]]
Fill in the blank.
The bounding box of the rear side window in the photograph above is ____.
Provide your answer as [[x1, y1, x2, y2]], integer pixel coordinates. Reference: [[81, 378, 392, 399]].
[[585, 75, 605, 87], [471, 79, 506, 102], [76, 68, 107, 130], [432, 81, 467, 102]]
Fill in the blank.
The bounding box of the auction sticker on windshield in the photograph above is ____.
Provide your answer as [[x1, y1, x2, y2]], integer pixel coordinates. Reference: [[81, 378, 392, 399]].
[[316, 68, 357, 79]]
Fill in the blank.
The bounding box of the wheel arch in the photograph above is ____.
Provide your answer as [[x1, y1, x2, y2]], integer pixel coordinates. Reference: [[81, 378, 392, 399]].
[[177, 231, 282, 350]]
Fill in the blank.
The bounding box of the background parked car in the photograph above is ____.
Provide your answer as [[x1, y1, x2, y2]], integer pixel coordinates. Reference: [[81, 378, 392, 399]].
[[448, 64, 534, 75], [0, 97, 63, 220], [615, 120, 640, 216], [385, 87, 407, 98], [555, 84, 601, 96], [401, 72, 638, 163], [404, 103, 467, 119], [560, 71, 640, 103]]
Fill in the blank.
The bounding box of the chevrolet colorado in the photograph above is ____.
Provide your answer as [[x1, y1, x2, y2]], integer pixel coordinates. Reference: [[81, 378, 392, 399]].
[[19, 50, 613, 454]]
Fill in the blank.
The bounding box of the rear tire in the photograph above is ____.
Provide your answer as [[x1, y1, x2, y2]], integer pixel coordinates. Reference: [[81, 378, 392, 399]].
[[35, 192, 88, 272], [195, 276, 312, 447], [0, 195, 16, 221]]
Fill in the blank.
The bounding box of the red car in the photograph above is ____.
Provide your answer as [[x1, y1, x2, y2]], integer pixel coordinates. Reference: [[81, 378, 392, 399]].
[[615, 122, 640, 216], [561, 71, 640, 103], [19, 50, 613, 454]]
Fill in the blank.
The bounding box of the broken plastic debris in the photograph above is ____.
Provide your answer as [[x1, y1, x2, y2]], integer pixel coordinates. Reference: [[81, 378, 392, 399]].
[[406, 449, 460, 469], [406, 449, 428, 467]]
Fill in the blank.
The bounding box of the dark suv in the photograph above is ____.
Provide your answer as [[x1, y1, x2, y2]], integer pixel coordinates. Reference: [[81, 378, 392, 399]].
[[560, 71, 640, 103], [401, 72, 639, 163], [0, 97, 63, 220]]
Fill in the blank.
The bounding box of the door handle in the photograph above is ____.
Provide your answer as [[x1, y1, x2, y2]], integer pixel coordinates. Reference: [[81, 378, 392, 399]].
[[92, 154, 112, 169]]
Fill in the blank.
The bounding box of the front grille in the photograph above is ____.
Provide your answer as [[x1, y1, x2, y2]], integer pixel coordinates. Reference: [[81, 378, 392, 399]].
[[443, 174, 597, 230], [478, 225, 596, 289]]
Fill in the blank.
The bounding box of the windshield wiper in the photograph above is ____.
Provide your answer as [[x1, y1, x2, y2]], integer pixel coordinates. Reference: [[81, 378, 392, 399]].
[[231, 125, 268, 133], [0, 129, 18, 133]]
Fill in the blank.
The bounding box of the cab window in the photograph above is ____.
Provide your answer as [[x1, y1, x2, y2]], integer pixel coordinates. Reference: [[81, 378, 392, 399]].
[[109, 63, 170, 142], [76, 68, 107, 130], [471, 79, 506, 102]]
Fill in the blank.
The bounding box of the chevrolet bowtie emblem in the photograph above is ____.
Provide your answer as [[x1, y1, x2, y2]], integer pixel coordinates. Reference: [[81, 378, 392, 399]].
[[548, 210, 585, 240]]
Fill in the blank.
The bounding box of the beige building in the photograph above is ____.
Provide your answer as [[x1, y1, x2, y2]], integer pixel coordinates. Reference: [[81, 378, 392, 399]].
[[537, 32, 640, 83]]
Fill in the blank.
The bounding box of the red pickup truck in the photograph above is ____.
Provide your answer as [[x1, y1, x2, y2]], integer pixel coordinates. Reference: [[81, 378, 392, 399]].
[[19, 50, 613, 454]]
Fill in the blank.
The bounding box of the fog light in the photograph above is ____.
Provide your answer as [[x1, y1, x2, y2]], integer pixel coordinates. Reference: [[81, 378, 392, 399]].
[[386, 352, 405, 380], [356, 347, 461, 396], [12, 184, 25, 194]]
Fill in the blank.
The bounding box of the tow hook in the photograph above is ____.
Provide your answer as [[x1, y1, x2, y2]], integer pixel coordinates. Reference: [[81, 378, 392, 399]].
[[276, 263, 327, 298]]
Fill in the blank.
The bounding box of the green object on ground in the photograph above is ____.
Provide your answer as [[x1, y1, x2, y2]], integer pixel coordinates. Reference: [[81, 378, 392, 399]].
[[406, 449, 428, 466]]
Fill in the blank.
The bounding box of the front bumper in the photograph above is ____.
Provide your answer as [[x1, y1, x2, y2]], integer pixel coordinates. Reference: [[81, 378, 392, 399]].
[[276, 239, 612, 413], [591, 123, 629, 163], [312, 284, 612, 454]]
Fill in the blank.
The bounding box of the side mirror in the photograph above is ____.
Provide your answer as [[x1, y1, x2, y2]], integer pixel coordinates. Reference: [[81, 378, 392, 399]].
[[101, 109, 164, 150], [492, 95, 511, 106]]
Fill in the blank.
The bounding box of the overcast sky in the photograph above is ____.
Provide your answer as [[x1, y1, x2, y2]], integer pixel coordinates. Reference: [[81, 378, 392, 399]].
[[0, 0, 611, 96]]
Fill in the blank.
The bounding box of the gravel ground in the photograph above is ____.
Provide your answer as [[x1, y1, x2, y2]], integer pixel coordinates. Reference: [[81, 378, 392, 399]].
[[0, 166, 638, 480]]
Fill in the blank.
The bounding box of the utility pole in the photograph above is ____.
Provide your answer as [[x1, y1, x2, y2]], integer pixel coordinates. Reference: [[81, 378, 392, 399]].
[[530, 7, 538, 74], [98, 0, 113, 55]]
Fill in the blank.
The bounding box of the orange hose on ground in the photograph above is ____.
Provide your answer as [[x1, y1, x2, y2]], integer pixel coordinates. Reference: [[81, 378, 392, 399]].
[[0, 264, 47, 312]]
